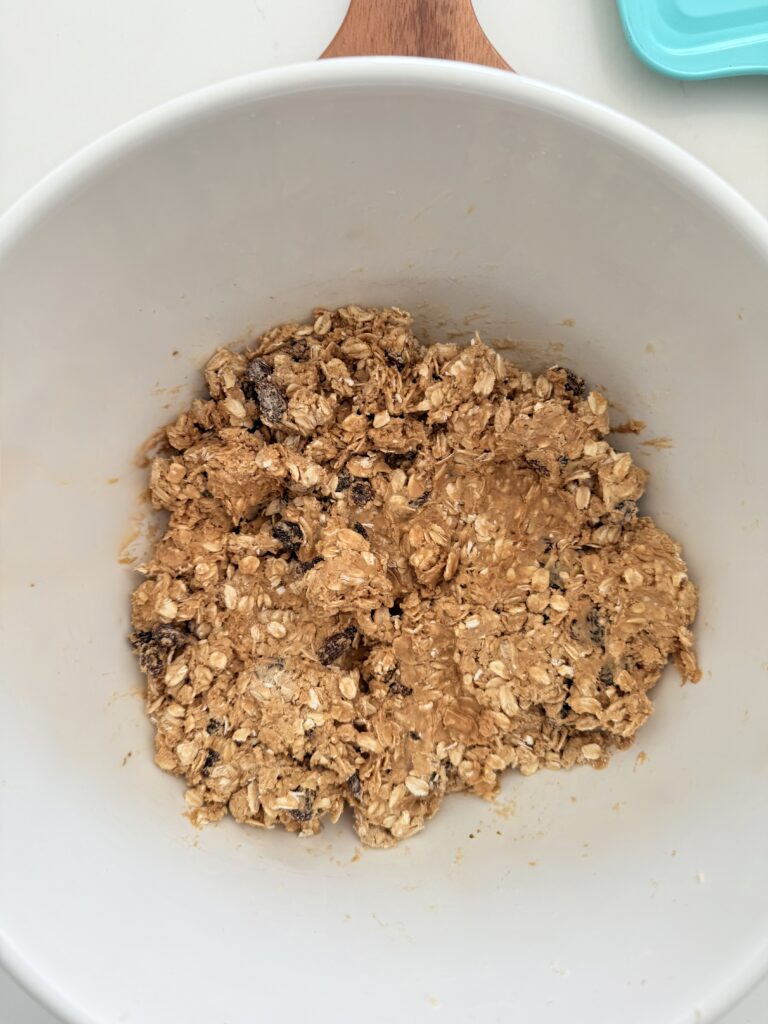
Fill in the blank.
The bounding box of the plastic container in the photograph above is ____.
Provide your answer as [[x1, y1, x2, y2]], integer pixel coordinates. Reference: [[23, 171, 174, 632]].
[[617, 0, 768, 78]]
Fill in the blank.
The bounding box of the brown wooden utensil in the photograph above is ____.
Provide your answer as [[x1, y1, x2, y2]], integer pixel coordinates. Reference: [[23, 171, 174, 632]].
[[321, 0, 512, 70]]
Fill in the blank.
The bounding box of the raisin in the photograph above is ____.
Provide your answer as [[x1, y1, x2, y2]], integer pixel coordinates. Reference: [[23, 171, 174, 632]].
[[255, 380, 287, 422], [289, 791, 314, 822], [614, 500, 638, 522], [272, 519, 303, 554], [297, 556, 323, 575], [622, 653, 643, 672], [336, 467, 351, 492], [350, 479, 374, 507], [290, 807, 313, 823], [288, 339, 308, 359], [558, 454, 570, 466], [317, 626, 357, 666], [202, 749, 220, 775], [549, 570, 564, 592], [598, 665, 614, 687], [385, 352, 405, 370], [347, 772, 363, 800], [130, 624, 189, 677], [527, 458, 549, 477], [206, 718, 222, 735], [145, 623, 187, 649], [586, 605, 606, 647], [562, 368, 586, 398], [246, 357, 272, 384], [384, 451, 416, 468], [408, 489, 431, 509], [352, 522, 369, 539], [388, 678, 413, 697]]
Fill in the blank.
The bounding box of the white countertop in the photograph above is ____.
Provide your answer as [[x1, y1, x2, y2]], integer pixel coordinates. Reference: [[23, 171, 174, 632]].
[[1, 1, 766, 1021]]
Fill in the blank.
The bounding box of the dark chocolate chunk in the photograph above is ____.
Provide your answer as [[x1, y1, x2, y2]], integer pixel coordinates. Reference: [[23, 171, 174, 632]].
[[336, 467, 351, 492], [527, 458, 550, 477], [352, 522, 369, 539], [205, 718, 223, 735]]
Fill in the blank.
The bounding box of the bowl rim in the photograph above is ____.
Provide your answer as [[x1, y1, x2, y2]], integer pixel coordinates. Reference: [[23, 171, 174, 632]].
[[2, 56, 768, 262], [1, 56, 767, 1024]]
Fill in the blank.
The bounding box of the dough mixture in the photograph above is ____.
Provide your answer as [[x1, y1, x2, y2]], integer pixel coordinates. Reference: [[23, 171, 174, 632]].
[[130, 306, 699, 847]]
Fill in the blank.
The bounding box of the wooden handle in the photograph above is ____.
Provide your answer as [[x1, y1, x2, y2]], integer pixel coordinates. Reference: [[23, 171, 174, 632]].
[[320, 0, 512, 70]]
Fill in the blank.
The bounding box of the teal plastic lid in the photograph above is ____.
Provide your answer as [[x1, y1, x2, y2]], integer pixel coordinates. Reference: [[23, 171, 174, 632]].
[[617, 0, 768, 78]]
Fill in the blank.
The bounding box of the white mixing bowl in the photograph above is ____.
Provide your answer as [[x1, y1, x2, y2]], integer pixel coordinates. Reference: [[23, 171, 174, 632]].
[[1, 59, 766, 1024]]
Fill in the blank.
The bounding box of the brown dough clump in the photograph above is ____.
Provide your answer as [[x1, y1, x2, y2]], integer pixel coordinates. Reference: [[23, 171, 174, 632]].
[[130, 306, 699, 848]]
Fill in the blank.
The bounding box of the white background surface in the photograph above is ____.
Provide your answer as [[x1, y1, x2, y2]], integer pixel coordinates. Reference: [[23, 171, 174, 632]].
[[0, 1, 766, 1022]]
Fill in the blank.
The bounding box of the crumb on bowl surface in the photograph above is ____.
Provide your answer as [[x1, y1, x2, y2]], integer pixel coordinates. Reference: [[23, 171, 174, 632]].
[[130, 306, 699, 848]]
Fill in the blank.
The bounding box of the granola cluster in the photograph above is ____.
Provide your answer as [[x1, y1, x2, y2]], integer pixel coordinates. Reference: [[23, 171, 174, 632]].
[[130, 306, 699, 847]]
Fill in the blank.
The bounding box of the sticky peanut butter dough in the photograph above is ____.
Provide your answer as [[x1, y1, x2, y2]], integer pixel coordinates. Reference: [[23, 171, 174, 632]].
[[130, 306, 699, 848]]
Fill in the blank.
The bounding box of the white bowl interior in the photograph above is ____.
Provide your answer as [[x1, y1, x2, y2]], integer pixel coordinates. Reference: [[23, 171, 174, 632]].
[[1, 62, 767, 1024]]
